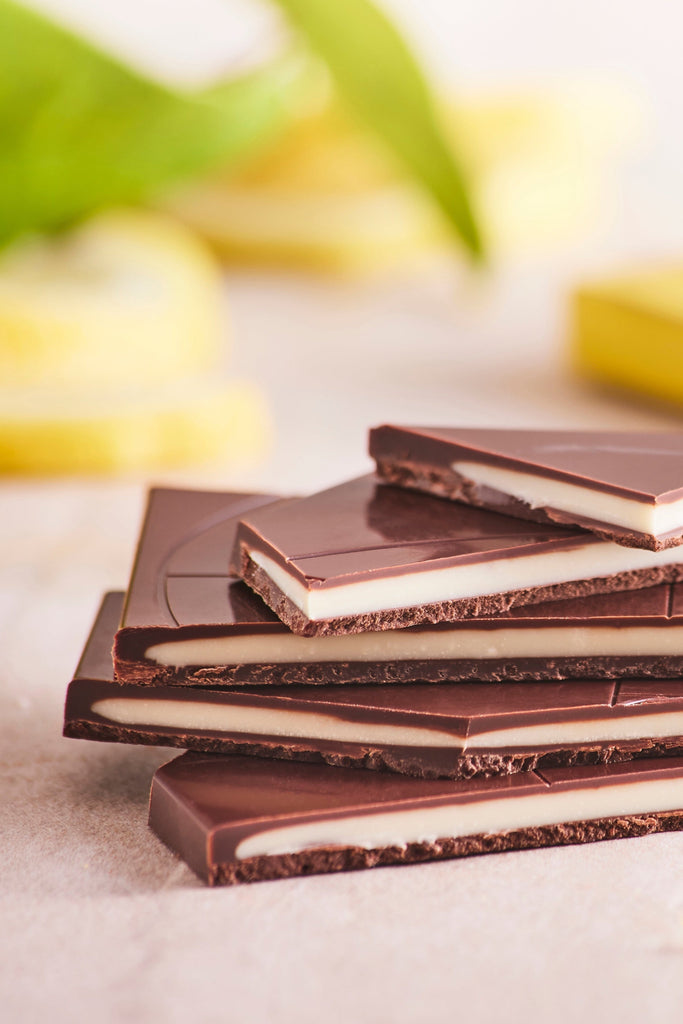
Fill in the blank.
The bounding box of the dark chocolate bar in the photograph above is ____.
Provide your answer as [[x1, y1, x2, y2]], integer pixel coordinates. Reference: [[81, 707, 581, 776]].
[[68, 593, 683, 780], [149, 751, 683, 885], [232, 475, 683, 637], [370, 425, 683, 550], [115, 488, 683, 686]]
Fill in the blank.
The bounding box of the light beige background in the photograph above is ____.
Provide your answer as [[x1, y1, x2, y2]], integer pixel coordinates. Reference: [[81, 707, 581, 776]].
[[3, 2, 683, 1022]]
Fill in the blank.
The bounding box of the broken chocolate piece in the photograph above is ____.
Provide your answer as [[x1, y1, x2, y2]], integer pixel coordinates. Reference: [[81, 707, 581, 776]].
[[370, 425, 683, 550], [68, 593, 683, 779], [148, 751, 683, 885], [115, 488, 683, 685], [232, 476, 683, 637]]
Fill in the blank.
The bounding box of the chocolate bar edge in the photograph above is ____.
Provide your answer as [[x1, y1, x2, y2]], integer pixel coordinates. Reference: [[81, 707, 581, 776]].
[[370, 425, 683, 550], [374, 456, 683, 552], [112, 651, 683, 687], [64, 713, 683, 781], [149, 799, 683, 886], [239, 548, 683, 637], [369, 425, 683, 505]]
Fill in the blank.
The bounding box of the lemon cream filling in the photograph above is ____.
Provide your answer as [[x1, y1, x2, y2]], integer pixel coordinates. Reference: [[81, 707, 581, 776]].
[[453, 460, 683, 537]]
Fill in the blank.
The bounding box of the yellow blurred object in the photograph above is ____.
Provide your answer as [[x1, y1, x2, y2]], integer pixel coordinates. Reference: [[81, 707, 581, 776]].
[[169, 183, 434, 273], [573, 266, 683, 405], [165, 84, 637, 271], [0, 378, 269, 474], [464, 84, 637, 252], [0, 209, 271, 474], [0, 210, 225, 388]]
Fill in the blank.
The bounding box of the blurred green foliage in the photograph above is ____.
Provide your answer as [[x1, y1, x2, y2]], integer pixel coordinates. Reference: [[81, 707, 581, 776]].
[[0, 0, 482, 258], [272, 0, 482, 258], [0, 0, 304, 248]]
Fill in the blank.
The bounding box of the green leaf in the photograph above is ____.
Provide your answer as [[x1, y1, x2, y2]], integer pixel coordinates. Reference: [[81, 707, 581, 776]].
[[0, 0, 304, 248], [268, 0, 484, 259]]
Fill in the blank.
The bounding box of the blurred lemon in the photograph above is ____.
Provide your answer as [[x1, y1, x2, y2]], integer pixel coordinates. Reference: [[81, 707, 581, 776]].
[[165, 85, 636, 270], [0, 378, 269, 474], [168, 181, 435, 273], [573, 265, 683, 406], [165, 97, 433, 271], [458, 85, 637, 252], [0, 209, 225, 388], [0, 208, 272, 473]]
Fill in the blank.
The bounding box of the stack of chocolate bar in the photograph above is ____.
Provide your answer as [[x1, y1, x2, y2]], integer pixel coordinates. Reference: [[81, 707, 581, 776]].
[[64, 427, 683, 885]]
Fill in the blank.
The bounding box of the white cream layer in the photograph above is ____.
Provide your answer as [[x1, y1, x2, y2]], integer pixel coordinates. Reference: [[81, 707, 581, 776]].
[[248, 544, 683, 622], [92, 697, 463, 747], [452, 460, 683, 537], [91, 697, 683, 752], [235, 776, 683, 859], [144, 624, 683, 667]]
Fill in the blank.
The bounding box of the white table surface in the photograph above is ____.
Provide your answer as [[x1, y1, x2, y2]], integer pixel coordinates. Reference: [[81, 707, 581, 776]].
[[3, 249, 683, 1024]]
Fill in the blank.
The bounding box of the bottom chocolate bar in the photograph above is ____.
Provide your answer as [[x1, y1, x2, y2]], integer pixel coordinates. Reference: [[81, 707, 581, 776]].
[[149, 752, 683, 885]]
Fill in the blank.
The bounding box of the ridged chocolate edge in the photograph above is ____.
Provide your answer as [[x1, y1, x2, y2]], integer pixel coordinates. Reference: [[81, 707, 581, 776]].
[[374, 458, 682, 552], [113, 653, 683, 687], [208, 810, 683, 885], [63, 718, 683, 781], [239, 549, 683, 638]]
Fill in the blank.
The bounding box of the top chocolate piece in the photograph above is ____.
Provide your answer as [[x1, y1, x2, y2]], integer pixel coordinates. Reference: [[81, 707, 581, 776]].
[[370, 426, 683, 550], [232, 475, 683, 637]]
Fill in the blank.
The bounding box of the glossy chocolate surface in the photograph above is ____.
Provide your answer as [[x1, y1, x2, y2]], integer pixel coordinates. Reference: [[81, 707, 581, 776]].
[[122, 487, 280, 628], [370, 426, 683, 502], [114, 488, 683, 685], [233, 476, 592, 587], [149, 750, 683, 878], [154, 752, 683, 822]]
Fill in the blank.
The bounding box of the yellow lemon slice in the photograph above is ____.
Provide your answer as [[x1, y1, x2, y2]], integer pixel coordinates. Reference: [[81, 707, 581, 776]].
[[0, 209, 225, 388], [0, 378, 269, 474]]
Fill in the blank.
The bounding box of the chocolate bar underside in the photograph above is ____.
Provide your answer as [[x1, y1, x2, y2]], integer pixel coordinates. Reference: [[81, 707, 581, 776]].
[[148, 752, 683, 885]]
